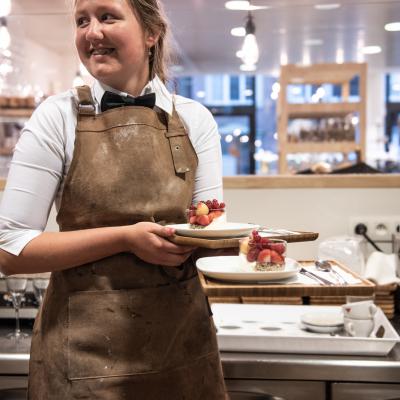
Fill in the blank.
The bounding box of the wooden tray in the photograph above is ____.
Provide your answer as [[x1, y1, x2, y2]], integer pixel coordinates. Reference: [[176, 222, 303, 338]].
[[199, 259, 375, 297], [169, 230, 318, 249]]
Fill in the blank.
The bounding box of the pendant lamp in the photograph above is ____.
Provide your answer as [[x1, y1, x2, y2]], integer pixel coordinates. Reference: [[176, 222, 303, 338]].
[[240, 12, 259, 67]]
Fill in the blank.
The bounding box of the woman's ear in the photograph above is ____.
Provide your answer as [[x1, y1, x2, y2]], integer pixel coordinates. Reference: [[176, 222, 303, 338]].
[[145, 30, 160, 48]]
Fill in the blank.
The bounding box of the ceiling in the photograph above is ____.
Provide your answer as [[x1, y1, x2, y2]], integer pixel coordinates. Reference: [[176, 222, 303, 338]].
[[8, 0, 400, 76]]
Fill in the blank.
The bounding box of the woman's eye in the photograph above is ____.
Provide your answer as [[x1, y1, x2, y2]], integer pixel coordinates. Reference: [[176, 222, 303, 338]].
[[76, 16, 89, 27], [101, 13, 116, 22]]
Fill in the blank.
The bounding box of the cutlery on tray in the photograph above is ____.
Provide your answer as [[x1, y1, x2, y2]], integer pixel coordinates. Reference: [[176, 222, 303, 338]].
[[299, 268, 334, 286], [315, 260, 348, 285]]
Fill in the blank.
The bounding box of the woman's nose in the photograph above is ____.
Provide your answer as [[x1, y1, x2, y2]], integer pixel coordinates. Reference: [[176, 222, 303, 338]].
[[86, 20, 104, 41]]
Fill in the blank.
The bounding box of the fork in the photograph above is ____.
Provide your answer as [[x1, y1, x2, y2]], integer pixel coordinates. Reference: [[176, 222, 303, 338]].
[[299, 268, 334, 286]]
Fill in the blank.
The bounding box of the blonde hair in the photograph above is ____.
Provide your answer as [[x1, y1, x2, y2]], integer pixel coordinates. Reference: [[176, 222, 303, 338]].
[[72, 0, 172, 83], [127, 0, 171, 83]]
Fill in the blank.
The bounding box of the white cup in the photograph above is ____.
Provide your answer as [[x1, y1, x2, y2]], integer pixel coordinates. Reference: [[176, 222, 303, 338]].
[[341, 300, 377, 320], [344, 316, 375, 337]]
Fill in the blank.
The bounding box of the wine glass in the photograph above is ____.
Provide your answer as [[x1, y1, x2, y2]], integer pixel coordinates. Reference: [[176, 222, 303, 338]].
[[32, 278, 50, 306], [5, 275, 29, 340]]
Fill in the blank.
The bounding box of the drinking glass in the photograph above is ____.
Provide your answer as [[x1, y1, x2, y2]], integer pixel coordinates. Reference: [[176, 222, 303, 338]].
[[32, 278, 50, 306], [5, 276, 29, 340]]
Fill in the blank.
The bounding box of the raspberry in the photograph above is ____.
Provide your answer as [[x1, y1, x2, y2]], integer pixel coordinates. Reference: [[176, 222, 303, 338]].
[[247, 247, 259, 262], [268, 243, 286, 255]]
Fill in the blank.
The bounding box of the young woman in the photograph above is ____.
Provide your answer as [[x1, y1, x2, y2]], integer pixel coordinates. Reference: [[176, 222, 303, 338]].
[[0, 0, 227, 398]]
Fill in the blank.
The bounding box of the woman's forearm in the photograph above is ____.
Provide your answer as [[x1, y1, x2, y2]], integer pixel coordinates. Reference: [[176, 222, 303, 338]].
[[0, 226, 128, 275], [0, 222, 195, 275]]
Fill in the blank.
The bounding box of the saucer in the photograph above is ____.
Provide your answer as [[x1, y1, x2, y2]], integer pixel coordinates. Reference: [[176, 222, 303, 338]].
[[300, 311, 344, 333]]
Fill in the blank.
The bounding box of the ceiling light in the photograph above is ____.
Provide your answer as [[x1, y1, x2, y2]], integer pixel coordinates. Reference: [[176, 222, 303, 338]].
[[225, 1, 269, 11], [314, 3, 341, 10], [304, 38, 323, 46], [231, 27, 246, 37], [335, 48, 344, 64], [236, 50, 244, 58], [240, 63, 256, 71], [225, 134, 233, 143], [385, 22, 400, 32], [240, 12, 259, 66], [0, 0, 11, 18], [361, 45, 382, 55]]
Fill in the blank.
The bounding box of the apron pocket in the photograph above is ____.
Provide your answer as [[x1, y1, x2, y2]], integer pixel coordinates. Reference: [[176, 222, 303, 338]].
[[67, 276, 216, 380]]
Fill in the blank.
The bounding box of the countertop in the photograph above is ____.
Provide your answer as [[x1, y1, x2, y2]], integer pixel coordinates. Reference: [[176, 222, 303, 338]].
[[0, 315, 399, 383]]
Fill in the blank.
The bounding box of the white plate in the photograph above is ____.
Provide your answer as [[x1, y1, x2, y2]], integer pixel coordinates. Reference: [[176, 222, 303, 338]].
[[196, 255, 300, 282], [300, 311, 344, 333], [166, 222, 259, 238]]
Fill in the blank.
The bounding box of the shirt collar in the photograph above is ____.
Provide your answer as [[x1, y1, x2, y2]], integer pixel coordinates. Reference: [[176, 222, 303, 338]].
[[92, 75, 173, 115]]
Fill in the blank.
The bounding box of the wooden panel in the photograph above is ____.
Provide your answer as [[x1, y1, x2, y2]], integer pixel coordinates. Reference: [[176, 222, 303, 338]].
[[223, 175, 400, 189], [287, 102, 360, 118], [169, 230, 318, 249], [286, 142, 360, 154], [199, 260, 375, 298]]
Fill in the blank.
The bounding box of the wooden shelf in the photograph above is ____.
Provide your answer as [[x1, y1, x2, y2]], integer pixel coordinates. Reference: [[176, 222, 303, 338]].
[[286, 142, 360, 154], [0, 109, 33, 118], [283, 63, 363, 85], [287, 102, 361, 119], [278, 63, 367, 174]]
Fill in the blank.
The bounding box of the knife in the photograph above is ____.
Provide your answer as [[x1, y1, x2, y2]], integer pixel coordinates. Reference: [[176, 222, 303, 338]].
[[300, 268, 334, 286]]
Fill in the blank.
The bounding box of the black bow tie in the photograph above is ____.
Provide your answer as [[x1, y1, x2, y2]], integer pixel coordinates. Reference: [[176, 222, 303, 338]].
[[100, 91, 156, 112]]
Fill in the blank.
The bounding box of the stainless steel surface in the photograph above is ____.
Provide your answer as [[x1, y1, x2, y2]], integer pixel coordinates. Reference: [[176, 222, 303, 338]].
[[0, 316, 398, 388], [331, 382, 400, 400], [226, 380, 324, 400], [222, 343, 400, 383]]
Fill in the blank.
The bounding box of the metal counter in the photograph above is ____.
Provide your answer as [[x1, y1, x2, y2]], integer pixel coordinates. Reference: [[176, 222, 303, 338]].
[[0, 317, 398, 384]]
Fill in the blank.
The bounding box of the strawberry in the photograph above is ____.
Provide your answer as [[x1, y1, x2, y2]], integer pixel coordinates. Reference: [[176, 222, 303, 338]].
[[268, 242, 286, 255], [196, 214, 210, 226], [211, 210, 223, 218], [257, 249, 271, 263], [196, 202, 209, 216], [247, 247, 259, 262], [270, 250, 284, 264], [189, 215, 197, 224]]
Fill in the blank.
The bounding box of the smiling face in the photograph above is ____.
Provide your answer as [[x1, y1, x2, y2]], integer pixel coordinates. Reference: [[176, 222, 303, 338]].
[[74, 0, 159, 94]]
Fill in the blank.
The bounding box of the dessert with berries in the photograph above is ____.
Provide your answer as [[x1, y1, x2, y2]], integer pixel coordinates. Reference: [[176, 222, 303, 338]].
[[239, 230, 286, 271], [187, 199, 226, 229]]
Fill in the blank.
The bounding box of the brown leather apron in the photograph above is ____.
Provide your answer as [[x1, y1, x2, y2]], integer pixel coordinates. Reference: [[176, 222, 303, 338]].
[[28, 86, 227, 399]]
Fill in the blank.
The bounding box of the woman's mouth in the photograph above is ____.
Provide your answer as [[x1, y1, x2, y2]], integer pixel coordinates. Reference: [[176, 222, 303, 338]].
[[90, 48, 115, 57]]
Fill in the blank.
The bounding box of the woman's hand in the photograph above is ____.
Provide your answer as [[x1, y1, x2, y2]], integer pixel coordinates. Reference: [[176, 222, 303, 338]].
[[125, 222, 196, 267]]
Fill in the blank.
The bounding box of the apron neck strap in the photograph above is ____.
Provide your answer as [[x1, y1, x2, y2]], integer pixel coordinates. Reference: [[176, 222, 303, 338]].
[[165, 96, 186, 138], [76, 85, 96, 116]]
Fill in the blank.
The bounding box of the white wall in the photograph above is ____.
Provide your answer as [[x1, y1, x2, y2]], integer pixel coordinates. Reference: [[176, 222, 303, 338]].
[[224, 187, 400, 260]]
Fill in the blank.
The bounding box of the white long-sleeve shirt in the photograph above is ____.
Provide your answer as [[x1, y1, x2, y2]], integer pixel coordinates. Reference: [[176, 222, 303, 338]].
[[0, 76, 223, 255]]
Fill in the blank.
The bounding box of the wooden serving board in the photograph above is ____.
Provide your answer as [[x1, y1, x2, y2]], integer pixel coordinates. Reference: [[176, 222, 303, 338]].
[[169, 230, 318, 249], [199, 260, 375, 297]]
